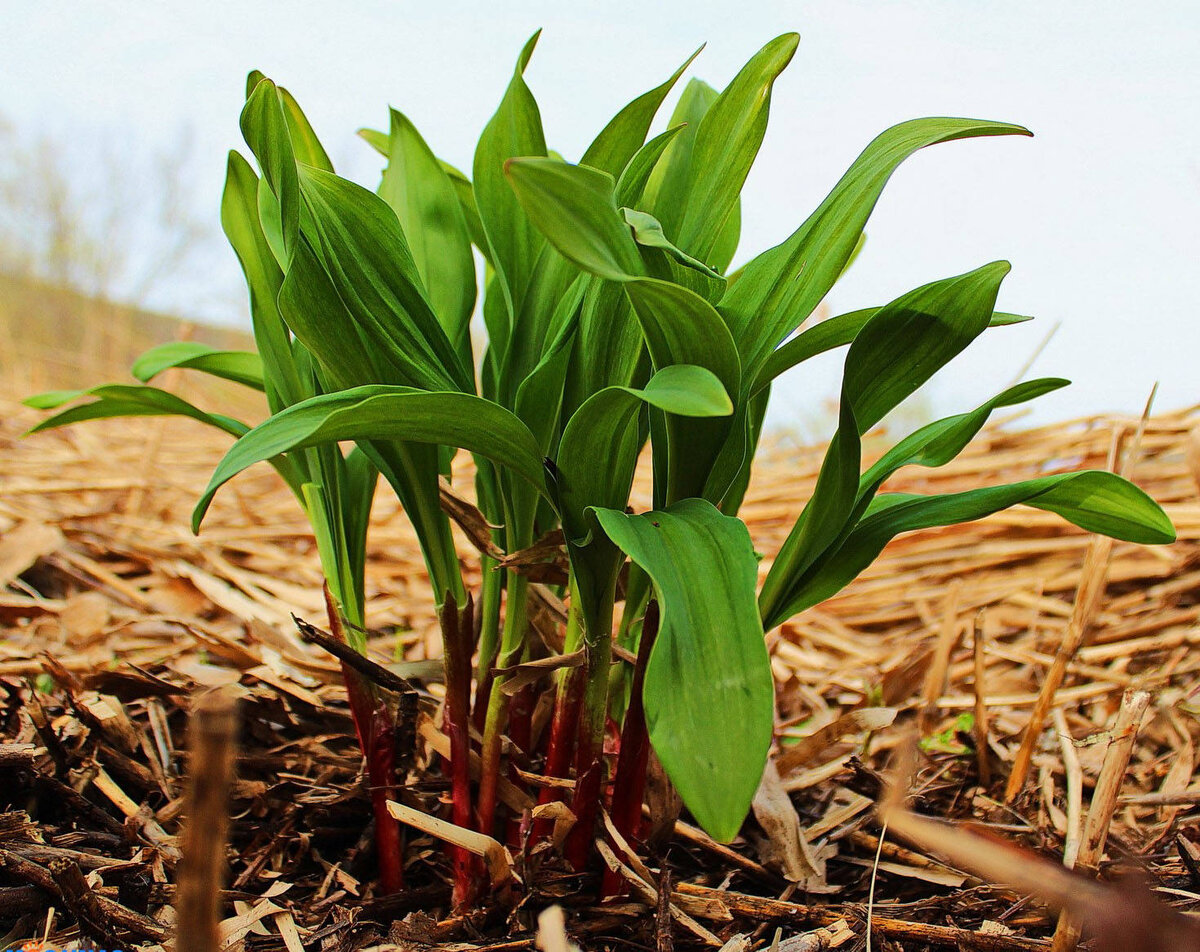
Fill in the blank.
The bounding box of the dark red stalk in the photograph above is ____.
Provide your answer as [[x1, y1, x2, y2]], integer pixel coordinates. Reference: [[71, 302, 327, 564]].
[[532, 666, 584, 842], [323, 587, 404, 894], [602, 602, 659, 897], [472, 668, 495, 735], [439, 593, 479, 910], [504, 683, 535, 847], [565, 735, 605, 869], [565, 633, 616, 868]]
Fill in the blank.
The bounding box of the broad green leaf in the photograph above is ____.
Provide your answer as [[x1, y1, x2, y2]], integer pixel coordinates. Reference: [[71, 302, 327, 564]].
[[580, 45, 702, 176], [615, 123, 687, 208], [555, 365, 733, 546], [505, 158, 644, 282], [131, 342, 265, 391], [379, 109, 476, 358], [760, 377, 1068, 628], [674, 33, 798, 261], [296, 165, 473, 393], [278, 237, 398, 388], [754, 308, 1033, 393], [240, 77, 301, 261], [624, 278, 741, 502], [473, 31, 548, 320], [769, 473, 1176, 623], [278, 85, 334, 172], [641, 79, 718, 239], [623, 208, 723, 281], [439, 159, 490, 261], [221, 151, 304, 411], [709, 195, 741, 275], [593, 499, 773, 843], [25, 384, 248, 439], [722, 116, 1033, 384], [193, 385, 547, 531], [757, 262, 1009, 625]]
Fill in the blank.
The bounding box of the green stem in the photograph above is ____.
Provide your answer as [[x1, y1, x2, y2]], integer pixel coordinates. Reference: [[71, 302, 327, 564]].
[[476, 568, 529, 837], [473, 556, 504, 732], [565, 574, 617, 868]]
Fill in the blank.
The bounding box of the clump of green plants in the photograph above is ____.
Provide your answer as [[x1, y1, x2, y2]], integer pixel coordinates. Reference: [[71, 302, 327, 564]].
[[28, 33, 1175, 907]]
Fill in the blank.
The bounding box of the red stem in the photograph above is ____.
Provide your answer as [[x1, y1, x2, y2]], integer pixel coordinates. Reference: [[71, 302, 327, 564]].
[[503, 683, 535, 846], [323, 587, 404, 894], [602, 602, 659, 897], [440, 594, 479, 910], [532, 668, 584, 842]]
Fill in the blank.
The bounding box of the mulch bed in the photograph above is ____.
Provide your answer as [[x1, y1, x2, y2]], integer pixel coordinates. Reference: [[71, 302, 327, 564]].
[[3, 394, 1200, 952]]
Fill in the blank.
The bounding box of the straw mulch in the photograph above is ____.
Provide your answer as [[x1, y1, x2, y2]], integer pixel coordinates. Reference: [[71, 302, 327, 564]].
[[2, 392, 1200, 952]]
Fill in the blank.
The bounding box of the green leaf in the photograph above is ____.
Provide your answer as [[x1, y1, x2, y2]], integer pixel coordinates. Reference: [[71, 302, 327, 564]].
[[674, 33, 798, 261], [615, 123, 687, 208], [641, 79, 718, 239], [131, 342, 265, 391], [580, 45, 702, 177], [25, 385, 249, 439], [555, 365, 733, 543], [505, 157, 644, 282], [193, 386, 547, 531], [277, 85, 334, 172], [754, 308, 1033, 393], [278, 237, 396, 388], [473, 31, 548, 320], [240, 77, 301, 262], [772, 473, 1176, 621], [221, 151, 305, 412], [757, 262, 1010, 625], [593, 499, 773, 843], [378, 109, 476, 358], [759, 377, 1066, 628], [357, 126, 388, 156], [722, 116, 1034, 384], [623, 208, 723, 281], [296, 165, 473, 393], [623, 278, 741, 502]]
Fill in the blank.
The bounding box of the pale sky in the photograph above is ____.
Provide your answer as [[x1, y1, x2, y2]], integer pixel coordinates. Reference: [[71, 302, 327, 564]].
[[5, 1, 1199, 428]]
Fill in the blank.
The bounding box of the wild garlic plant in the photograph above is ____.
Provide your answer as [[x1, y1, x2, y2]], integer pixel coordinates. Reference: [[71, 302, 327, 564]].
[[29, 33, 1175, 907]]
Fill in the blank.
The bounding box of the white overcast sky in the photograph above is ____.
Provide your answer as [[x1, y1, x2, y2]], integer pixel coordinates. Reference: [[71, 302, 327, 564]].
[[5, 0, 1199, 428]]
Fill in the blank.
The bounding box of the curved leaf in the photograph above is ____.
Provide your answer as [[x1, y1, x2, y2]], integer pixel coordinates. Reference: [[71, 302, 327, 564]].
[[759, 377, 1067, 628], [193, 386, 547, 531], [221, 151, 303, 411], [624, 278, 741, 502], [505, 157, 644, 282], [581, 45, 703, 176], [132, 342, 265, 391], [722, 116, 1033, 384], [758, 262, 1010, 625], [615, 123, 687, 208], [473, 31, 548, 319], [26, 384, 248, 439], [296, 165, 472, 393], [674, 33, 799, 260], [755, 308, 1033, 394], [623, 208, 723, 281], [379, 108, 476, 357], [770, 473, 1176, 623], [240, 77, 300, 261], [593, 499, 773, 843]]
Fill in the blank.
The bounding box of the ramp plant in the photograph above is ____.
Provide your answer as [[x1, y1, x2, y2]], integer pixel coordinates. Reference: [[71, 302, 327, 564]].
[[28, 32, 1175, 907]]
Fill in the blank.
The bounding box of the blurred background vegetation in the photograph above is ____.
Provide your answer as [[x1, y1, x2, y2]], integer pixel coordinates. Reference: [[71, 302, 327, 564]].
[[0, 117, 251, 397]]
